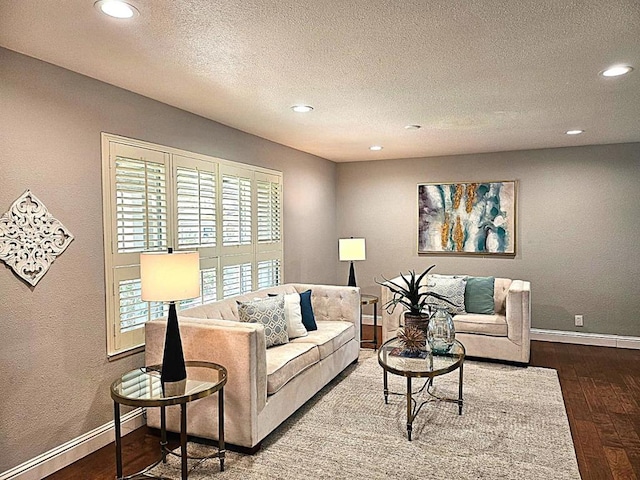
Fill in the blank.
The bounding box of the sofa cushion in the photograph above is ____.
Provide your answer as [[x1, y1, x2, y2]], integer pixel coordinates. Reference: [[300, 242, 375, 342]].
[[265, 342, 320, 395], [465, 276, 496, 314], [425, 274, 467, 314], [299, 289, 318, 331], [453, 313, 508, 337], [290, 321, 355, 360], [238, 295, 289, 348]]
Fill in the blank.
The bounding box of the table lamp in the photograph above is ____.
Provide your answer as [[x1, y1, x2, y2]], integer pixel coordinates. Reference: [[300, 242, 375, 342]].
[[339, 238, 366, 287], [140, 249, 200, 384]]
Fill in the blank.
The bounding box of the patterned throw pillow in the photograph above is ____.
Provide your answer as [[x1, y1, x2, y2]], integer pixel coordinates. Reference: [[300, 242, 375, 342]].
[[424, 274, 467, 315], [238, 295, 288, 348]]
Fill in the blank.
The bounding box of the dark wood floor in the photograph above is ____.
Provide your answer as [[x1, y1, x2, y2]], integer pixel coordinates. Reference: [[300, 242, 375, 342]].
[[45, 332, 640, 480]]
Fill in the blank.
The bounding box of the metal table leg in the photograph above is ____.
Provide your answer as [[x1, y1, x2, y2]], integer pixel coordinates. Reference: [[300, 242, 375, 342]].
[[181, 404, 188, 480], [218, 387, 226, 471], [114, 401, 123, 479], [373, 301, 378, 350], [458, 362, 464, 415], [383, 369, 389, 404], [160, 406, 167, 463], [406, 376, 413, 441]]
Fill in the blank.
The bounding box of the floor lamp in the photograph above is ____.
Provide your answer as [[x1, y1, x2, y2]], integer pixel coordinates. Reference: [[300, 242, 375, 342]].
[[339, 238, 366, 287], [140, 249, 200, 384]]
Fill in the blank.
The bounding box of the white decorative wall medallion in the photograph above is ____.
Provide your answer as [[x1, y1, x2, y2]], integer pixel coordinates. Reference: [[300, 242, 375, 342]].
[[0, 190, 74, 286]]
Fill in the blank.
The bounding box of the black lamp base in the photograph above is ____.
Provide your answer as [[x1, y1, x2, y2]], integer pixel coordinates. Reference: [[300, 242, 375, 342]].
[[161, 302, 187, 384], [347, 261, 357, 287]]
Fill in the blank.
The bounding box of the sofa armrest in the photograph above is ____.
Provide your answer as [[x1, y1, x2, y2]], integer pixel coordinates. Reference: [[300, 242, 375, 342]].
[[145, 317, 268, 416], [505, 280, 531, 348]]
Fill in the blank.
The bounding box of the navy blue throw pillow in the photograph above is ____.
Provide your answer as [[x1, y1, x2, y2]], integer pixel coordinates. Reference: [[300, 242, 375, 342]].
[[299, 290, 317, 331]]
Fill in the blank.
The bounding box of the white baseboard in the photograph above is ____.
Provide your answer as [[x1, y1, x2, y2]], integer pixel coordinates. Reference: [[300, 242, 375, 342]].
[[0, 408, 146, 480], [531, 328, 640, 350]]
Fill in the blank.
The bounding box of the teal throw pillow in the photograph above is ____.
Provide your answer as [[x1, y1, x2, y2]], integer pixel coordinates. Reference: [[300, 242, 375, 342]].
[[464, 276, 495, 315], [299, 289, 317, 331], [238, 295, 289, 347]]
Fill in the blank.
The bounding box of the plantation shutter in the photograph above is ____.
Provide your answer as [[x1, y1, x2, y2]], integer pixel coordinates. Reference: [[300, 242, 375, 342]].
[[221, 257, 253, 298], [221, 166, 252, 252], [174, 155, 217, 250], [103, 134, 284, 357], [255, 172, 283, 288], [257, 258, 281, 289], [105, 142, 171, 353], [256, 174, 282, 246]]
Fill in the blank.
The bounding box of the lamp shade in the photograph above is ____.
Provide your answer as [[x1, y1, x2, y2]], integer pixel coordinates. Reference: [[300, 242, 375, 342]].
[[339, 238, 366, 261], [140, 251, 200, 302]]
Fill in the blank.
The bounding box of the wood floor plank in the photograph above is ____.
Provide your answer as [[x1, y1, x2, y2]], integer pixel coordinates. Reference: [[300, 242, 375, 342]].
[[592, 412, 625, 449], [603, 446, 638, 480]]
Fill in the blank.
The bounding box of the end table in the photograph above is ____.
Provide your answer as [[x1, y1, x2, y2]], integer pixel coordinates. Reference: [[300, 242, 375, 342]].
[[360, 294, 379, 350], [110, 360, 227, 480]]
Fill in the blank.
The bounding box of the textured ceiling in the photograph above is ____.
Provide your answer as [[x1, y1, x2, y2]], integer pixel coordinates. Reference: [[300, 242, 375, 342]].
[[1, 0, 639, 162]]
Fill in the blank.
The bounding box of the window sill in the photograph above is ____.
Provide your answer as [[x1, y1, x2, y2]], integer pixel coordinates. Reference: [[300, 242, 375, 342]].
[[108, 344, 145, 362]]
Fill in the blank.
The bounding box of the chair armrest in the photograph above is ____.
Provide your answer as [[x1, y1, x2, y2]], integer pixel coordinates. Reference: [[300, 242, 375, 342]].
[[505, 280, 531, 347], [145, 317, 268, 414], [380, 276, 404, 343]]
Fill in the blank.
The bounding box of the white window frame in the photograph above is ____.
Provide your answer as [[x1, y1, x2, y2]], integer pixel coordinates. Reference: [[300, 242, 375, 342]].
[[101, 133, 283, 357]]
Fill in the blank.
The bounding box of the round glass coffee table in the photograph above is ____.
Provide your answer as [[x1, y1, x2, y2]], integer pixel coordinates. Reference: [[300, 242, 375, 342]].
[[378, 337, 465, 440]]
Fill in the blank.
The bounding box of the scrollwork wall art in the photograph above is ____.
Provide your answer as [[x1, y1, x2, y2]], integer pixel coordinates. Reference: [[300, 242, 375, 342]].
[[0, 190, 74, 286]]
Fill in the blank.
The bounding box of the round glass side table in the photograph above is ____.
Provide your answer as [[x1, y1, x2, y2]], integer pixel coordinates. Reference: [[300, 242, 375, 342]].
[[110, 360, 227, 480]]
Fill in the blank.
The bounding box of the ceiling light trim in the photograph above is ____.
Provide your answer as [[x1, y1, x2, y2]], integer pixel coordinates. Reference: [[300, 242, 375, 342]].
[[94, 0, 139, 19], [291, 105, 314, 113], [600, 65, 633, 77]]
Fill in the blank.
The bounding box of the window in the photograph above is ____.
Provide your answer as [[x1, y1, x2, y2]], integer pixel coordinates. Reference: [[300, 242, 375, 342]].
[[102, 134, 283, 356]]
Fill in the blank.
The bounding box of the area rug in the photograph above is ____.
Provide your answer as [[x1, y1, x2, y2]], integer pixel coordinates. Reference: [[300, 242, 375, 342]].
[[149, 351, 581, 479]]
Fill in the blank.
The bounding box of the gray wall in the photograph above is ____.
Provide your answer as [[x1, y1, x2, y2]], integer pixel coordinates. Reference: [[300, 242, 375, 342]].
[[0, 47, 337, 472], [337, 144, 640, 336]]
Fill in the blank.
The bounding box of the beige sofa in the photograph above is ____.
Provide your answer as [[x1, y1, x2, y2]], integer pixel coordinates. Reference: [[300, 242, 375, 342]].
[[381, 276, 531, 364], [145, 283, 360, 451]]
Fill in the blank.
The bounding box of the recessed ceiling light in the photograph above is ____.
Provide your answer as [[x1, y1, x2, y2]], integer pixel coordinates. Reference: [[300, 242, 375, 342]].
[[369, 145, 383, 151], [291, 105, 314, 113], [600, 65, 633, 77], [565, 130, 584, 135], [404, 124, 421, 130], [95, 1, 139, 19]]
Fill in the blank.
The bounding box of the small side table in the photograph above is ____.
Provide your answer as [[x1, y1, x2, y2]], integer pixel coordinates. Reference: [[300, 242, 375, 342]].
[[360, 294, 379, 350], [110, 361, 227, 480]]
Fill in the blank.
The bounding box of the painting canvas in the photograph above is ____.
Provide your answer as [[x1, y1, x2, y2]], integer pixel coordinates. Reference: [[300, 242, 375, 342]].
[[418, 181, 516, 254]]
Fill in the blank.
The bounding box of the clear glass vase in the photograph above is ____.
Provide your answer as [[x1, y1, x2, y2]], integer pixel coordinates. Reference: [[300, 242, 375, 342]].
[[427, 307, 456, 354]]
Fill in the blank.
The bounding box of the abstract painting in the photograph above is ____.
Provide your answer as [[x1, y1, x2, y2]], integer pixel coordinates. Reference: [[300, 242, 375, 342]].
[[418, 181, 516, 254]]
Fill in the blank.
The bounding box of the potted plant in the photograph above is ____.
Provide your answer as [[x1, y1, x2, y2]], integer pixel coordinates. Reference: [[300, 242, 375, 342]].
[[376, 265, 453, 333]]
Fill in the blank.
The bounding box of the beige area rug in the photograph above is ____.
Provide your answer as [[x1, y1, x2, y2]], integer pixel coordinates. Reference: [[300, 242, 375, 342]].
[[149, 351, 580, 479]]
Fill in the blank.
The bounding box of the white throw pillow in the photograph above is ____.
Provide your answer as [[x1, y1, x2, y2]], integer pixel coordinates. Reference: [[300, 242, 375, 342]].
[[284, 292, 307, 339]]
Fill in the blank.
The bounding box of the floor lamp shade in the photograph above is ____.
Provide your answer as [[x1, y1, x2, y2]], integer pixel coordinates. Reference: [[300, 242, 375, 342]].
[[140, 251, 200, 383], [339, 238, 366, 287]]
